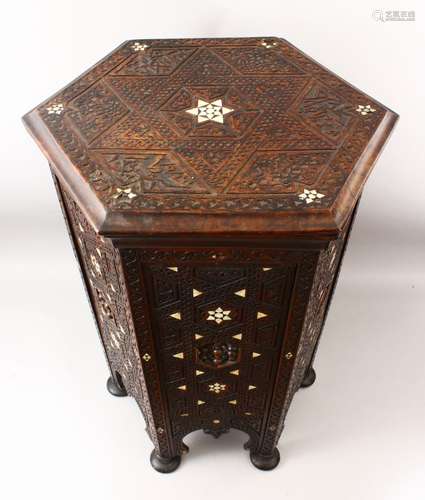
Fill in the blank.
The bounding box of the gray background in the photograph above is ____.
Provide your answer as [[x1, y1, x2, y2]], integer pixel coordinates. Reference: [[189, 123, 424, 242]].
[[1, 1, 424, 498]]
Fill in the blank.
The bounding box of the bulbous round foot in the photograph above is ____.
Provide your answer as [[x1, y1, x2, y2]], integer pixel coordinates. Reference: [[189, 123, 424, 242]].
[[150, 450, 181, 473], [106, 376, 128, 397], [301, 367, 316, 388], [250, 448, 280, 471]]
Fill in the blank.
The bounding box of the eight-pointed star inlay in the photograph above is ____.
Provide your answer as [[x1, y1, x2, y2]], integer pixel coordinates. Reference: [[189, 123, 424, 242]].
[[186, 99, 234, 124]]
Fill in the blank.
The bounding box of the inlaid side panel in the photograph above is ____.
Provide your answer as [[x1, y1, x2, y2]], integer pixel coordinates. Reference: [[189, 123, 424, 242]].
[[143, 262, 296, 445]]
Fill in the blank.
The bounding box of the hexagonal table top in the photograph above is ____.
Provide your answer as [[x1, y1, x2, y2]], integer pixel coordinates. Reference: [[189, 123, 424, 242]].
[[23, 37, 397, 237]]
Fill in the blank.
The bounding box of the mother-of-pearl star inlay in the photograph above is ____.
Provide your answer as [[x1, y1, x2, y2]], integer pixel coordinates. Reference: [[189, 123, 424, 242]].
[[186, 99, 234, 124]]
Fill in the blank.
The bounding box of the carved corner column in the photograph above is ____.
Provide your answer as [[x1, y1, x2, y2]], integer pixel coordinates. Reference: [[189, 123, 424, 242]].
[[52, 172, 124, 394], [256, 215, 353, 468], [119, 248, 179, 470]]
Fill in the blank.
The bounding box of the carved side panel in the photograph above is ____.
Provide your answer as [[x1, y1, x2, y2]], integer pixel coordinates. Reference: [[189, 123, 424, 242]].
[[54, 178, 171, 457], [119, 249, 173, 457], [266, 224, 349, 454]]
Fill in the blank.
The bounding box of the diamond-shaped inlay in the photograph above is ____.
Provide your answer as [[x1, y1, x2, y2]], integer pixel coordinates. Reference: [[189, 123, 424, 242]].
[[142, 353, 151, 362], [207, 307, 231, 324], [186, 99, 234, 124], [209, 382, 227, 394]]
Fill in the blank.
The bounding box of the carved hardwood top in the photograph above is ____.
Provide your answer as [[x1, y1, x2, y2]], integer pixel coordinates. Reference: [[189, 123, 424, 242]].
[[23, 37, 398, 237]]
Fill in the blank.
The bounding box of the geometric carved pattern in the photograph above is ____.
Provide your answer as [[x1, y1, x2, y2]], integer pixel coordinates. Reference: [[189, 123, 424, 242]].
[[143, 259, 299, 448], [35, 37, 388, 215], [67, 82, 129, 143], [213, 46, 305, 75], [297, 82, 354, 141], [197, 342, 241, 369], [95, 152, 207, 194], [230, 151, 333, 194], [116, 47, 196, 76]]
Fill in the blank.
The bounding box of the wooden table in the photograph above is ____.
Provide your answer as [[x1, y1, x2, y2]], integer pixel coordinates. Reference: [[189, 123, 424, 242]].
[[23, 37, 398, 473]]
